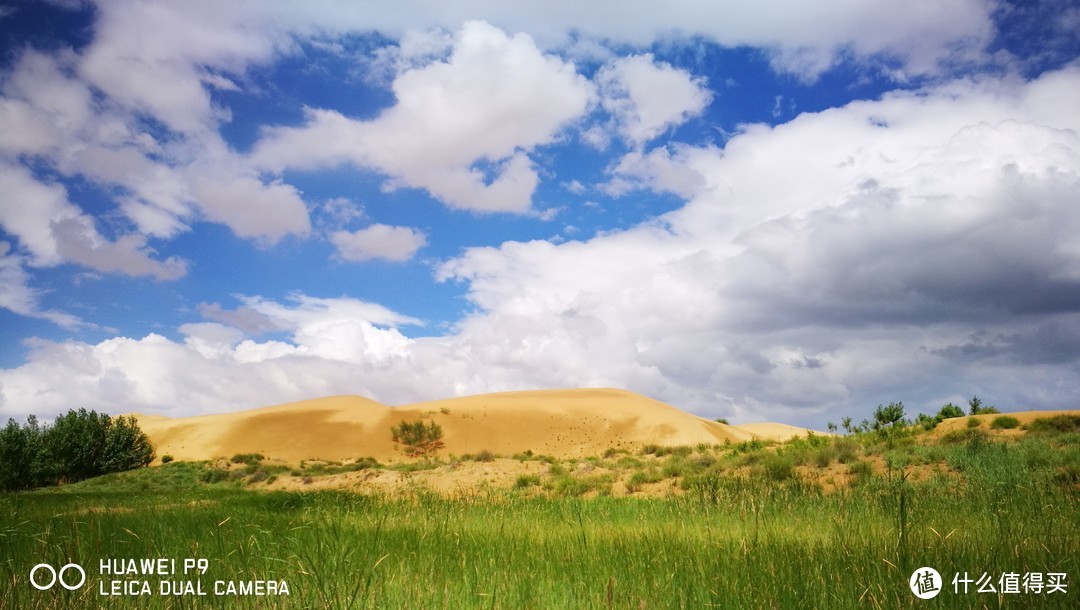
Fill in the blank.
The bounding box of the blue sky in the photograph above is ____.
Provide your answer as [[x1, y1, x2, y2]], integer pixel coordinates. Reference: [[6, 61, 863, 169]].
[[1, 0, 1079, 427]]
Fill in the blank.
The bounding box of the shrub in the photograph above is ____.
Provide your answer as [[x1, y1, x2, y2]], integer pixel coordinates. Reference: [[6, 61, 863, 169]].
[[161, 455, 174, 464], [812, 445, 836, 468], [514, 474, 540, 489], [849, 460, 874, 484], [199, 467, 230, 484], [966, 417, 982, 428], [248, 469, 270, 483], [760, 454, 795, 482], [1026, 415, 1080, 434], [230, 453, 264, 465], [834, 437, 859, 464], [991, 416, 1020, 430], [391, 419, 444, 459], [937, 403, 965, 420]]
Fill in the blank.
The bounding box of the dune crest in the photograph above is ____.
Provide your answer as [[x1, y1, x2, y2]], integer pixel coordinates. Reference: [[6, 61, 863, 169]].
[[135, 389, 817, 463]]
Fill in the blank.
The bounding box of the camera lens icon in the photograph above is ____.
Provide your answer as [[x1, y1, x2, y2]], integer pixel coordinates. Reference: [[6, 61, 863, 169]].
[[29, 563, 86, 591]]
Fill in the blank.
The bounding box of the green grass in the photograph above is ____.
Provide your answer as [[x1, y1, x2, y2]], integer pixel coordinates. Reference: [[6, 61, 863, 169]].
[[1, 433, 1077, 608]]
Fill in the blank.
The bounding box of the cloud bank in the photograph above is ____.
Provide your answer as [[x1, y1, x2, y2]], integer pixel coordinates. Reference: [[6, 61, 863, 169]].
[[4, 58, 1078, 425]]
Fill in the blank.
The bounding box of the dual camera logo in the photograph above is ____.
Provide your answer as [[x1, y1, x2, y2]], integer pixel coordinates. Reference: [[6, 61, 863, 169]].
[[29, 563, 86, 591]]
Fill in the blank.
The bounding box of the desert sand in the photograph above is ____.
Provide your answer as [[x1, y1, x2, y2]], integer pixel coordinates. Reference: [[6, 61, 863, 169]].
[[134, 389, 817, 464]]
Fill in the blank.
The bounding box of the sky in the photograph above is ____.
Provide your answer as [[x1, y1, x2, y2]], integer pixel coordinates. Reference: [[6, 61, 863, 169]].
[[1, 0, 1079, 427]]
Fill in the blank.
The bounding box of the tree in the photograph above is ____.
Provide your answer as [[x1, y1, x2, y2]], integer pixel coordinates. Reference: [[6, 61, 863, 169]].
[[937, 403, 964, 420], [0, 410, 155, 491], [42, 408, 110, 483], [100, 415, 155, 472], [968, 395, 1000, 416], [391, 419, 444, 459], [873, 402, 906, 429], [0, 418, 37, 491], [968, 395, 982, 416]]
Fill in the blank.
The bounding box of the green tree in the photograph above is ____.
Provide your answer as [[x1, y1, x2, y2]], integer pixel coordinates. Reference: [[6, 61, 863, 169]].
[[968, 395, 1000, 416], [0, 418, 37, 491], [968, 395, 982, 415], [937, 403, 964, 420], [391, 419, 444, 459], [1, 409, 155, 491], [873, 402, 906, 429], [100, 415, 155, 472], [43, 408, 111, 483]]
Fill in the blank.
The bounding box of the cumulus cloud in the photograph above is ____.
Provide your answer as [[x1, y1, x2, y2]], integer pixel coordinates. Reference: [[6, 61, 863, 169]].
[[2, 1, 1074, 425], [596, 54, 712, 146], [331, 224, 427, 262], [0, 294, 424, 417], [285, 0, 997, 80], [0, 243, 84, 329], [252, 21, 593, 213], [0, 163, 188, 280], [601, 144, 709, 198]]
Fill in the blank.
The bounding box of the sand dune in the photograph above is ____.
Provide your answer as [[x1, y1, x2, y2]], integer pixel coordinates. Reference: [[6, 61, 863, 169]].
[[731, 422, 823, 442], [134, 389, 818, 464], [933, 409, 1077, 433]]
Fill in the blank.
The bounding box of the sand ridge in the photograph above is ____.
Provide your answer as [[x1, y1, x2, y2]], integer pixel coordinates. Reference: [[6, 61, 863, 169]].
[[134, 389, 819, 464]]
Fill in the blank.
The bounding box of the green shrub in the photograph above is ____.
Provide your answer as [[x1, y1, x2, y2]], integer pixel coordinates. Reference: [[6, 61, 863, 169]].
[[514, 474, 541, 489], [161, 454, 174, 464], [199, 467, 230, 484], [760, 454, 795, 482], [230, 453, 264, 465], [391, 419, 444, 459], [834, 437, 859, 463], [966, 417, 982, 428], [849, 460, 874, 485], [1026, 415, 1080, 434], [990, 416, 1020, 430]]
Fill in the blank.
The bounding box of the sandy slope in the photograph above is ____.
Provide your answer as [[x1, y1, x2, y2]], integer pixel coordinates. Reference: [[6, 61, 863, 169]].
[[933, 410, 1077, 433], [731, 422, 823, 442], [134, 389, 817, 464]]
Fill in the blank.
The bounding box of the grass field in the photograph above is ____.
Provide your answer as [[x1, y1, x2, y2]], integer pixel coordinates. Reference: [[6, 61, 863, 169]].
[[1, 420, 1077, 608]]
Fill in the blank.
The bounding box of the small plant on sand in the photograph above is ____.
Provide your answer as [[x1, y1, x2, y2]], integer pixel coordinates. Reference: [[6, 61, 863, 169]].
[[391, 419, 445, 459]]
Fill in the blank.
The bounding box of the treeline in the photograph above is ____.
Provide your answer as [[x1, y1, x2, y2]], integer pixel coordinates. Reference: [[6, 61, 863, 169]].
[[0, 408, 155, 492], [827, 395, 1001, 437]]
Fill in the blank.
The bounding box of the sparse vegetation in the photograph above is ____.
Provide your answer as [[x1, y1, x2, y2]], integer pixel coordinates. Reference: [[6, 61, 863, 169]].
[[1, 398, 1077, 608]]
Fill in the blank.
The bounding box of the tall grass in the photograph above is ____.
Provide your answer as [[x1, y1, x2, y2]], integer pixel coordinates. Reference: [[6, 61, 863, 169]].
[[1, 434, 1076, 608]]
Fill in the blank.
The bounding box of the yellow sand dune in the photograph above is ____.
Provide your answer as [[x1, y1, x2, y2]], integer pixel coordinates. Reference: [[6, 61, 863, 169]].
[[933, 409, 1078, 433], [134, 389, 817, 464], [731, 422, 822, 442]]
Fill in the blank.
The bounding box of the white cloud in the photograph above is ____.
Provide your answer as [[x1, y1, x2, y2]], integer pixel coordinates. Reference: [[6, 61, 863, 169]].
[[597, 54, 712, 145], [331, 224, 427, 262], [602, 144, 708, 198], [0, 163, 188, 281], [278, 0, 996, 80], [188, 172, 311, 244], [0, 243, 84, 329], [252, 21, 594, 213], [0, 294, 425, 417]]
